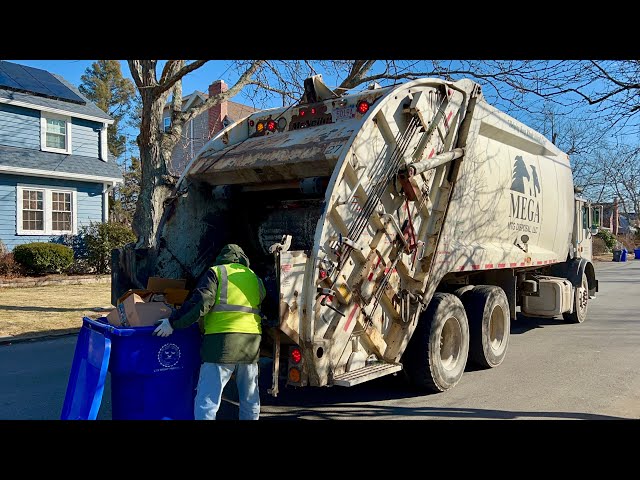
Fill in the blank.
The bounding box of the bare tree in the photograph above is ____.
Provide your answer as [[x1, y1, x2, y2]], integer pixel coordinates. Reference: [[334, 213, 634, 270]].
[[119, 59, 640, 295], [126, 60, 264, 250]]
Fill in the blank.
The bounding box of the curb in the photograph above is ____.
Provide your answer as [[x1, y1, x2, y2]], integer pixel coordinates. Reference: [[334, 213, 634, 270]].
[[0, 328, 81, 346]]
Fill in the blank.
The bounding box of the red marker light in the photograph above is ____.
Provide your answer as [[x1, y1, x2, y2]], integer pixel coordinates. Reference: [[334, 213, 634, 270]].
[[311, 107, 316, 114], [291, 348, 302, 364], [249, 120, 255, 127], [300, 109, 306, 116], [357, 101, 370, 114], [267, 120, 277, 132]]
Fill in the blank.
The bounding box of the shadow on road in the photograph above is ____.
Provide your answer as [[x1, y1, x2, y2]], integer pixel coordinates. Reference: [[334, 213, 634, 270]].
[[211, 367, 629, 421], [510, 312, 568, 335]]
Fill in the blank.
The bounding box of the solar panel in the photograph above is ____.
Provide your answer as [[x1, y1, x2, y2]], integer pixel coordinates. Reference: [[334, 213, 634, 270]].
[[0, 61, 86, 105]]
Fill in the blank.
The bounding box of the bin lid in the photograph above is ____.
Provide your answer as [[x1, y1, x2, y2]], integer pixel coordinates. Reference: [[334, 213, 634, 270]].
[[60, 320, 111, 420]]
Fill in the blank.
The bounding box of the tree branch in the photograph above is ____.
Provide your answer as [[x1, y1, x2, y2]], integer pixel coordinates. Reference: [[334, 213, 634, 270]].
[[178, 61, 265, 125], [128, 60, 144, 89], [155, 60, 209, 96]]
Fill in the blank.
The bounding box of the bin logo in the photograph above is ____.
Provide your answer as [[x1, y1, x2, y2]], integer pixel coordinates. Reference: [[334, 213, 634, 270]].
[[158, 343, 181, 368]]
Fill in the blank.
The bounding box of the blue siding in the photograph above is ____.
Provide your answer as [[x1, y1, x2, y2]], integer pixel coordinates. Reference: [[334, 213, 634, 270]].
[[0, 174, 104, 251], [0, 104, 40, 150], [71, 118, 100, 158]]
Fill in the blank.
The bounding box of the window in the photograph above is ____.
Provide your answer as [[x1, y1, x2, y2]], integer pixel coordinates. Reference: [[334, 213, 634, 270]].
[[164, 117, 171, 133], [592, 206, 601, 227], [51, 191, 72, 232], [41, 113, 71, 153], [16, 186, 76, 235], [582, 205, 588, 229], [21, 189, 45, 233]]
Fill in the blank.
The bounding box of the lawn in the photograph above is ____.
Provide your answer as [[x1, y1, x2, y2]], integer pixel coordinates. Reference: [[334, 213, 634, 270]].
[[0, 282, 113, 340]]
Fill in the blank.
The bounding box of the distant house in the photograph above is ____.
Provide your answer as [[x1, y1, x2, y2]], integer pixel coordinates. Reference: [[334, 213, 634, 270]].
[[0, 61, 122, 251], [162, 80, 257, 174], [594, 198, 638, 235]]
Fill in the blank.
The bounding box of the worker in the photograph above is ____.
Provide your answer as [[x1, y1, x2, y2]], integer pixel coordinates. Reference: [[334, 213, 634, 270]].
[[153, 244, 266, 420]]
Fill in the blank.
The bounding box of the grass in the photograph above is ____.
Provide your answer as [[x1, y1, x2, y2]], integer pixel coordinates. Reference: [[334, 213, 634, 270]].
[[0, 282, 113, 340]]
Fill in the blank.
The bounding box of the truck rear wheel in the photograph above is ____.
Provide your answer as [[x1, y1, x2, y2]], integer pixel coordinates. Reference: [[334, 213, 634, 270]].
[[563, 272, 588, 324], [460, 286, 510, 369], [402, 293, 469, 392]]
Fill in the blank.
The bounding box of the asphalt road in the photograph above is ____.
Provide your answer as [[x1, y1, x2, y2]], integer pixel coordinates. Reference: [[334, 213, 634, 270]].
[[1, 260, 639, 420]]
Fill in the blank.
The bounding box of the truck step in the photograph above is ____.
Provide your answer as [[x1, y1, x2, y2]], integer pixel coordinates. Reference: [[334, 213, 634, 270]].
[[332, 363, 402, 387]]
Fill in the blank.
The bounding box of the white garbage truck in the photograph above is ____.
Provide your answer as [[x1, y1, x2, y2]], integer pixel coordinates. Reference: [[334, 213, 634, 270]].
[[122, 75, 599, 396]]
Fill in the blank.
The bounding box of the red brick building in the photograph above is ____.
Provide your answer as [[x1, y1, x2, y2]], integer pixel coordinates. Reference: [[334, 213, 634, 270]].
[[162, 80, 257, 175]]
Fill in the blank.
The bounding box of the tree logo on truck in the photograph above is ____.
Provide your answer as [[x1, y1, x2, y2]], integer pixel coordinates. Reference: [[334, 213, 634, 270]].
[[509, 155, 541, 232]]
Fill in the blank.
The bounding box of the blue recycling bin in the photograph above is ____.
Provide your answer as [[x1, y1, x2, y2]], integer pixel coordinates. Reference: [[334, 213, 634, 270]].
[[61, 317, 201, 420], [634, 248, 640, 260], [620, 248, 628, 262]]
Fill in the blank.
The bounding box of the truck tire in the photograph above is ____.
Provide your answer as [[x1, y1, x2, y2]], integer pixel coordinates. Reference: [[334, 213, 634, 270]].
[[563, 272, 588, 323], [402, 293, 470, 392], [460, 286, 510, 369]]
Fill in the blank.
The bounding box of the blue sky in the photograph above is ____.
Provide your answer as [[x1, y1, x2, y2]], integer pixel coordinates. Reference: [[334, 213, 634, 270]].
[[9, 60, 236, 101]]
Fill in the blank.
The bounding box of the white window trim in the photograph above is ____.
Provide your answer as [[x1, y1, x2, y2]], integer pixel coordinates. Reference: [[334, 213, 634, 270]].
[[16, 185, 77, 236], [100, 125, 108, 162], [41, 112, 72, 154]]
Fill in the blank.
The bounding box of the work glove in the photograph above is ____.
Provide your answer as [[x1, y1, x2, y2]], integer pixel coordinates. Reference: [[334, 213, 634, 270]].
[[153, 318, 174, 337]]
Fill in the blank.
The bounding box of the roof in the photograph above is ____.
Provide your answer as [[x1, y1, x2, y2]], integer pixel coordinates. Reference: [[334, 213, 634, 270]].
[[228, 100, 257, 121], [0, 65, 113, 123], [163, 90, 258, 119], [0, 144, 122, 182]]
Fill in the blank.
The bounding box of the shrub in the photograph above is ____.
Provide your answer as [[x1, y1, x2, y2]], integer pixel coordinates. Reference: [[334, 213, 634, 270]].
[[0, 253, 26, 278], [592, 236, 608, 256], [13, 242, 74, 274], [596, 229, 617, 252], [79, 222, 136, 274]]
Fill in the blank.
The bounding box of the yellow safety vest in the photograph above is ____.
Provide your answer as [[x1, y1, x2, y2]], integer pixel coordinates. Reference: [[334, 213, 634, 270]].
[[203, 263, 264, 335]]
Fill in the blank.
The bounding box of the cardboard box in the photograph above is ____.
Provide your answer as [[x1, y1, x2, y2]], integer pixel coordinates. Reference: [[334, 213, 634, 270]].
[[116, 277, 189, 307], [107, 292, 174, 328]]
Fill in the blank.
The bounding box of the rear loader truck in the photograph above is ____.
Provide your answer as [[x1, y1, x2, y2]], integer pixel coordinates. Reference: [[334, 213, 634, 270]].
[[114, 74, 598, 396]]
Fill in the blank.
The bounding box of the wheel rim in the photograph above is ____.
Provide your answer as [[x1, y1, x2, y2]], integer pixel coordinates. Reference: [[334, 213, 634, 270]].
[[578, 278, 589, 315], [440, 316, 462, 371], [489, 304, 506, 355]]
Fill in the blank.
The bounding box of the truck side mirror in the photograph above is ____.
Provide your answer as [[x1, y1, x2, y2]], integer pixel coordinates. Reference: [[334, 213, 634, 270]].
[[590, 226, 599, 236]]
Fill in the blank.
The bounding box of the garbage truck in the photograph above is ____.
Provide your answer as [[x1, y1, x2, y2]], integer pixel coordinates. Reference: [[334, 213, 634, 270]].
[[114, 75, 599, 396]]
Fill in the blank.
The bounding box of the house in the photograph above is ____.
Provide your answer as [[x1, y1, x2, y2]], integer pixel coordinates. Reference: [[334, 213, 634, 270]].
[[162, 80, 257, 174], [594, 198, 638, 235], [0, 61, 122, 251]]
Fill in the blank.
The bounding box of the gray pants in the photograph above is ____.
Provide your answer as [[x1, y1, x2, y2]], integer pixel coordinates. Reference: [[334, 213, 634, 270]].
[[194, 362, 260, 420]]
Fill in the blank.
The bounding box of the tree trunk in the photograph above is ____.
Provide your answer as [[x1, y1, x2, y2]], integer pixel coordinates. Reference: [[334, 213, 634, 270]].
[[133, 91, 172, 248]]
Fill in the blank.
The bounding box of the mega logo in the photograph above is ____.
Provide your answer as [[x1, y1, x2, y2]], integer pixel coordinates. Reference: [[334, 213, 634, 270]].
[[510, 155, 541, 224]]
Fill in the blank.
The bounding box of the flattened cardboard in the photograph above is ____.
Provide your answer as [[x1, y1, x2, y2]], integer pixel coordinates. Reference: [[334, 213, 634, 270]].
[[107, 293, 173, 328]]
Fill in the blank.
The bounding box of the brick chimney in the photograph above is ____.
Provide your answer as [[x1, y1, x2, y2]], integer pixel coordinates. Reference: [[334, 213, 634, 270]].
[[208, 80, 228, 137]]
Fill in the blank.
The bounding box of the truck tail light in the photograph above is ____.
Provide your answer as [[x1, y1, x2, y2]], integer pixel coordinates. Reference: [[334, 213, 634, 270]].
[[357, 100, 370, 114], [267, 119, 277, 132], [287, 346, 304, 386], [290, 347, 302, 364]]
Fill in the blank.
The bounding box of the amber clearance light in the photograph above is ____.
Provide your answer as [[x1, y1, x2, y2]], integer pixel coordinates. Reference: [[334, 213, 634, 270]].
[[256, 121, 265, 133], [288, 367, 301, 383]]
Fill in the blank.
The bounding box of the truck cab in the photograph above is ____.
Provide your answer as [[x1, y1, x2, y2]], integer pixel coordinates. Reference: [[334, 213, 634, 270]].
[[573, 195, 597, 261]]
